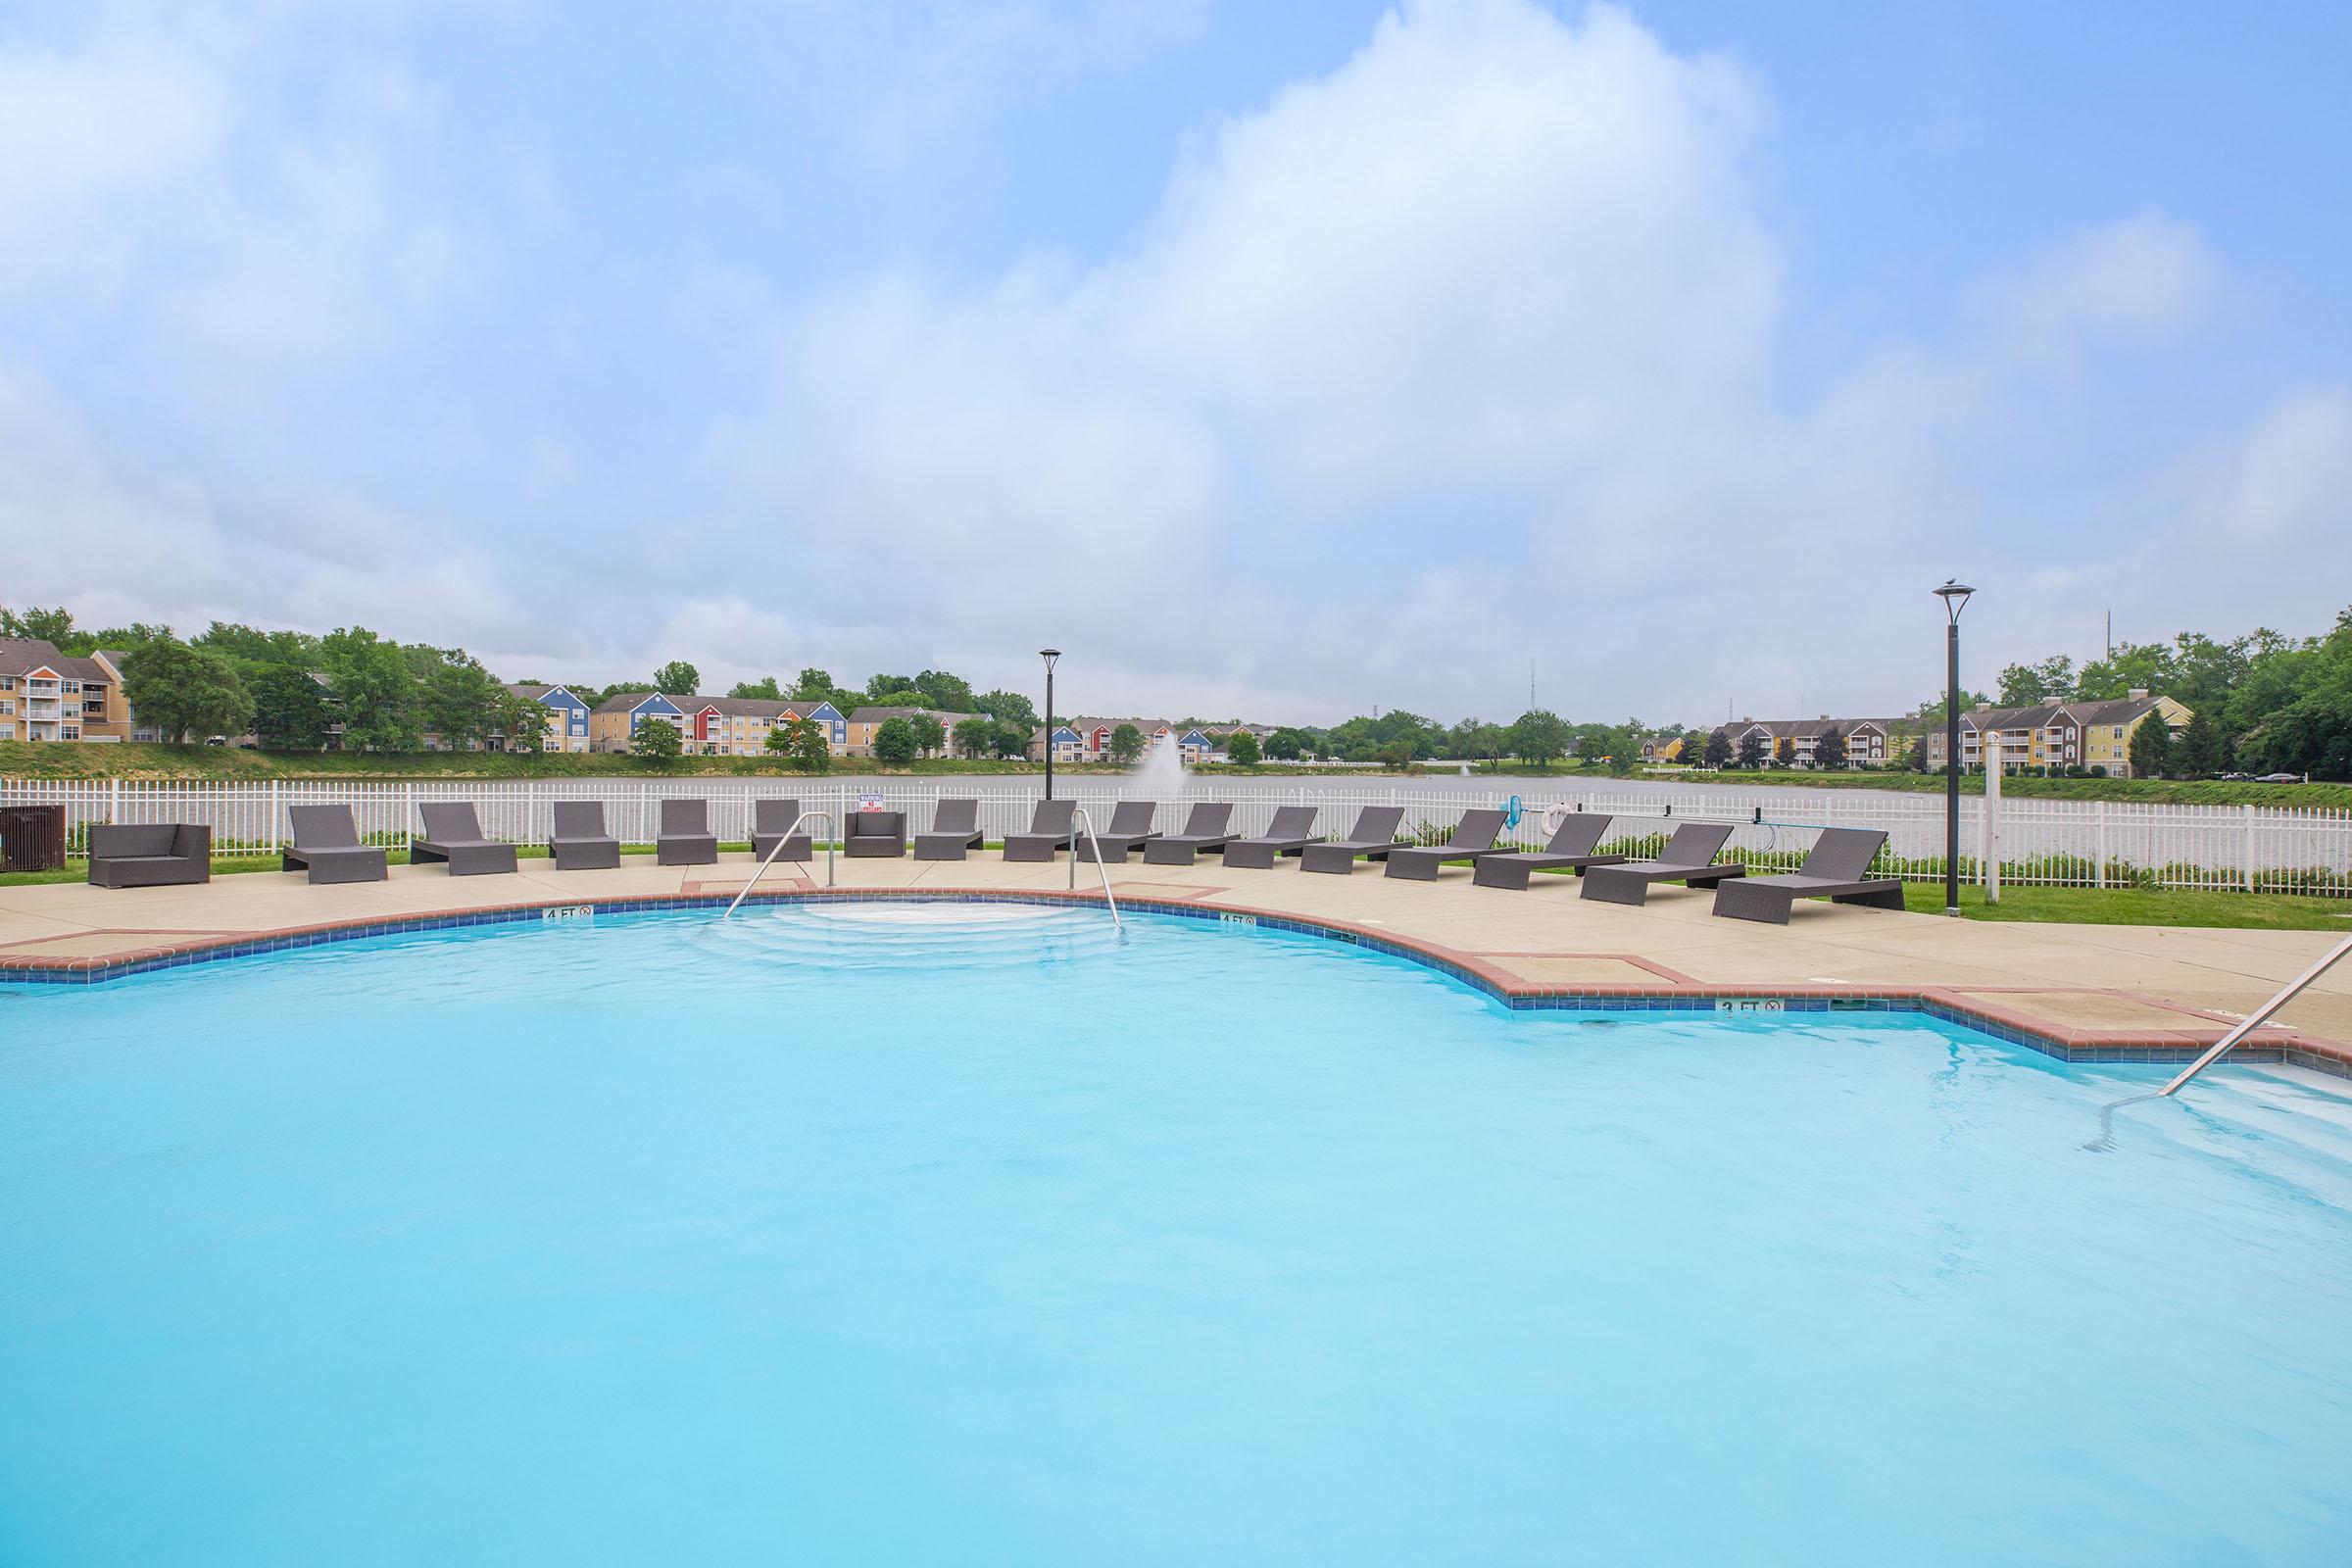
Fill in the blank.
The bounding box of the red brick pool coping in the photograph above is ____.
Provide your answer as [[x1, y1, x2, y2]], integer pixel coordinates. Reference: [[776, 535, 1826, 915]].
[[7, 884, 2346, 1079]]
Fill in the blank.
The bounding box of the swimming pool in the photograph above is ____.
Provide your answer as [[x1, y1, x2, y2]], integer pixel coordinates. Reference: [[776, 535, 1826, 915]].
[[4, 904, 2349, 1563]]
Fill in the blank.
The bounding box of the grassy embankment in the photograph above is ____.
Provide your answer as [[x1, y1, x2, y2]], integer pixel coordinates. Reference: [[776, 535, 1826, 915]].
[[3, 743, 2345, 808]]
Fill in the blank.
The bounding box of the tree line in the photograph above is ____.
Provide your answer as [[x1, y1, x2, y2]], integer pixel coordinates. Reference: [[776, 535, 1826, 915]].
[[1988, 605, 2352, 779]]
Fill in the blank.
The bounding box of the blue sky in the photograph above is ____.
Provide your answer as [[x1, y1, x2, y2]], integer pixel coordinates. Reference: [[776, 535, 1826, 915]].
[[3, 0, 2347, 723]]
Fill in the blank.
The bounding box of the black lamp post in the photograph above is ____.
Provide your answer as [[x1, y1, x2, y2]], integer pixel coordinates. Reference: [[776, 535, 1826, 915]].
[[1935, 580, 1975, 915], [1040, 649, 1061, 801]]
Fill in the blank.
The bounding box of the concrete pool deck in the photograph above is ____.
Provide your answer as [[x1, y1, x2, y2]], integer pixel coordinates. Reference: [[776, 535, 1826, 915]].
[[3, 854, 2347, 1073]]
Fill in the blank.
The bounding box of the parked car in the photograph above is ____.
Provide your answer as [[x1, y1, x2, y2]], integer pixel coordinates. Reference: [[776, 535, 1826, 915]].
[[2256, 772, 2302, 783]]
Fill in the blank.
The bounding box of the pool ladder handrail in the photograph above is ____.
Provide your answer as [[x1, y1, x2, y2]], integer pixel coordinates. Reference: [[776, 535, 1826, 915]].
[[2160, 928, 2352, 1097], [1065, 807, 1124, 931], [723, 810, 835, 918]]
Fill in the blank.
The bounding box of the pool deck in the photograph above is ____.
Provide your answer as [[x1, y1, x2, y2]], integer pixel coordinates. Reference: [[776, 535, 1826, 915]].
[[4, 854, 2348, 1073]]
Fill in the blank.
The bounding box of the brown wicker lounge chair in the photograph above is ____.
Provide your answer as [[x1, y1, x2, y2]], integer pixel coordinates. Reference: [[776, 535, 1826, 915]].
[[282, 805, 388, 885], [1222, 806, 1318, 869], [414, 802, 517, 876], [1711, 829, 1901, 922], [656, 798, 718, 866], [751, 798, 813, 862], [1076, 799, 1162, 863], [1471, 812, 1626, 890], [915, 799, 984, 860], [1298, 806, 1409, 875], [1141, 803, 1238, 865], [1577, 822, 1742, 906], [1003, 799, 1079, 861], [1381, 808, 1507, 881], [548, 801, 621, 870]]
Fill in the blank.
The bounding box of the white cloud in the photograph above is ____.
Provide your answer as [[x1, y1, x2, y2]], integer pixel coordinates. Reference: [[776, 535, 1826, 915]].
[[1968, 210, 2221, 370]]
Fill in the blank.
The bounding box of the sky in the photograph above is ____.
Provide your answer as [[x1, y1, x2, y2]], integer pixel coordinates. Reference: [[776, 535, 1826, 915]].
[[2, 0, 2348, 725]]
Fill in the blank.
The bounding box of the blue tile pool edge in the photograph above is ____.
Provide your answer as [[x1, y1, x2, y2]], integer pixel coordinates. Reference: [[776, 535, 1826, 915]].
[[3, 886, 2341, 1078]]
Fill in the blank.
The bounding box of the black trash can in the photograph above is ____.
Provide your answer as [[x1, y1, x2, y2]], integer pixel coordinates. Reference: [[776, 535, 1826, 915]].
[[0, 805, 68, 872]]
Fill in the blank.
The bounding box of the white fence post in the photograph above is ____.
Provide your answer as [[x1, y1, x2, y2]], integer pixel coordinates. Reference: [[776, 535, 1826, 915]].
[[2244, 804, 2257, 893]]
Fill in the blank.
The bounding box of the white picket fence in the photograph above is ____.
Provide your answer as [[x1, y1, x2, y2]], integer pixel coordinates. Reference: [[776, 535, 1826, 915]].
[[8, 776, 2350, 896]]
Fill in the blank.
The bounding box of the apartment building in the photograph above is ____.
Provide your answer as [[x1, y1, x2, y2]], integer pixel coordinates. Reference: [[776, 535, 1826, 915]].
[[502, 684, 594, 753], [0, 639, 130, 743], [845, 707, 973, 758], [1923, 690, 2188, 777], [1706, 715, 1902, 769], [589, 691, 851, 756]]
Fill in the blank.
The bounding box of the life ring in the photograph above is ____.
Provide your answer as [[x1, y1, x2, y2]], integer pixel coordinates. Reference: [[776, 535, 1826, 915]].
[[1542, 802, 1572, 835]]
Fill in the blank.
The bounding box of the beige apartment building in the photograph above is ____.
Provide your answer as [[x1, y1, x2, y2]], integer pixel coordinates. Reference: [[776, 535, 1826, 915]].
[[0, 640, 131, 743]]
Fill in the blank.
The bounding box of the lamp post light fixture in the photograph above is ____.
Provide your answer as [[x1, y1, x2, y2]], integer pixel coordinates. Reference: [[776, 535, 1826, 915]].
[[1934, 580, 1975, 916], [1039, 649, 1061, 801]]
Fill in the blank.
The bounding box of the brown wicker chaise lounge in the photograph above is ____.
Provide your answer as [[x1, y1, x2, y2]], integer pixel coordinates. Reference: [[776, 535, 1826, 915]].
[[1221, 805, 1318, 869], [657, 798, 718, 866], [87, 823, 211, 888], [1576, 822, 1742, 906], [1471, 812, 1625, 890], [548, 801, 621, 870], [914, 799, 984, 860], [1076, 800, 1161, 863], [413, 802, 517, 876], [1712, 828, 1901, 922], [1298, 806, 1409, 875], [1141, 803, 1238, 865], [282, 805, 388, 885], [751, 798, 813, 862], [1003, 799, 1078, 861], [1381, 808, 1508, 881]]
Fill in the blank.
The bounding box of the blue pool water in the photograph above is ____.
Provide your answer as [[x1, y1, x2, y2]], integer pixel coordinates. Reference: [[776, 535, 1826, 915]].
[[4, 905, 2350, 1564]]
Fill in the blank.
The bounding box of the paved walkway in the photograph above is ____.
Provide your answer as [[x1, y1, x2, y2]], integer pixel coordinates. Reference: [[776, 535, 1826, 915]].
[[5, 854, 2348, 1068]]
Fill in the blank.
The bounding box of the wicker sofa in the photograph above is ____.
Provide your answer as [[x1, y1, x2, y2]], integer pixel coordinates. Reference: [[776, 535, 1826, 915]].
[[87, 824, 211, 888]]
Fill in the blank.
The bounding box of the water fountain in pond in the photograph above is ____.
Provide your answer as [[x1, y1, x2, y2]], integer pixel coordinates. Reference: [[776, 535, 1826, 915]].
[[1131, 732, 1187, 797]]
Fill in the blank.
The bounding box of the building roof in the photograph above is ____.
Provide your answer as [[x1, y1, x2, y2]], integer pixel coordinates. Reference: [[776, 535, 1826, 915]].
[[593, 689, 675, 714], [848, 706, 973, 726]]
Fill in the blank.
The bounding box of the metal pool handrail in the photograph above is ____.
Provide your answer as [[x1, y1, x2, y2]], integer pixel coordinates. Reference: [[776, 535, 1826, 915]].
[[2160, 929, 2352, 1097], [724, 810, 835, 917], [1065, 807, 1123, 931]]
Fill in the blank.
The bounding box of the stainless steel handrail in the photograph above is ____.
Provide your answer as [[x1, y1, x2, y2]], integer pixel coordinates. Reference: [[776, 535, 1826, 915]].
[[723, 810, 835, 917], [1065, 807, 1123, 931], [2160, 929, 2352, 1096]]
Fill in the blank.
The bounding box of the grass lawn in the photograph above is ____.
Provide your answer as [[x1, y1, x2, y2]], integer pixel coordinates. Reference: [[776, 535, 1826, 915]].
[[1899, 880, 2352, 931]]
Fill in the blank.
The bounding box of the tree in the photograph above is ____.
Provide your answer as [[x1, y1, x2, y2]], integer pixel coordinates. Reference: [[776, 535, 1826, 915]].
[[2173, 710, 2226, 777], [1226, 728, 1261, 765], [1813, 727, 1847, 769], [248, 664, 335, 750], [1737, 731, 1768, 770], [319, 627, 419, 751], [873, 715, 922, 764], [654, 661, 700, 697], [1701, 729, 1733, 768], [794, 667, 843, 705], [634, 716, 683, 765], [1376, 738, 1415, 768], [908, 714, 946, 756], [767, 715, 829, 771], [989, 720, 1031, 760], [1108, 723, 1145, 765], [1996, 655, 2078, 706], [410, 646, 512, 750], [730, 676, 784, 700], [1771, 737, 1794, 768], [972, 689, 1039, 729], [1263, 727, 1306, 760], [0, 605, 75, 645], [911, 670, 976, 712], [953, 716, 997, 760], [119, 637, 253, 744], [2128, 716, 2173, 779], [1506, 709, 1572, 766], [865, 672, 918, 700]]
